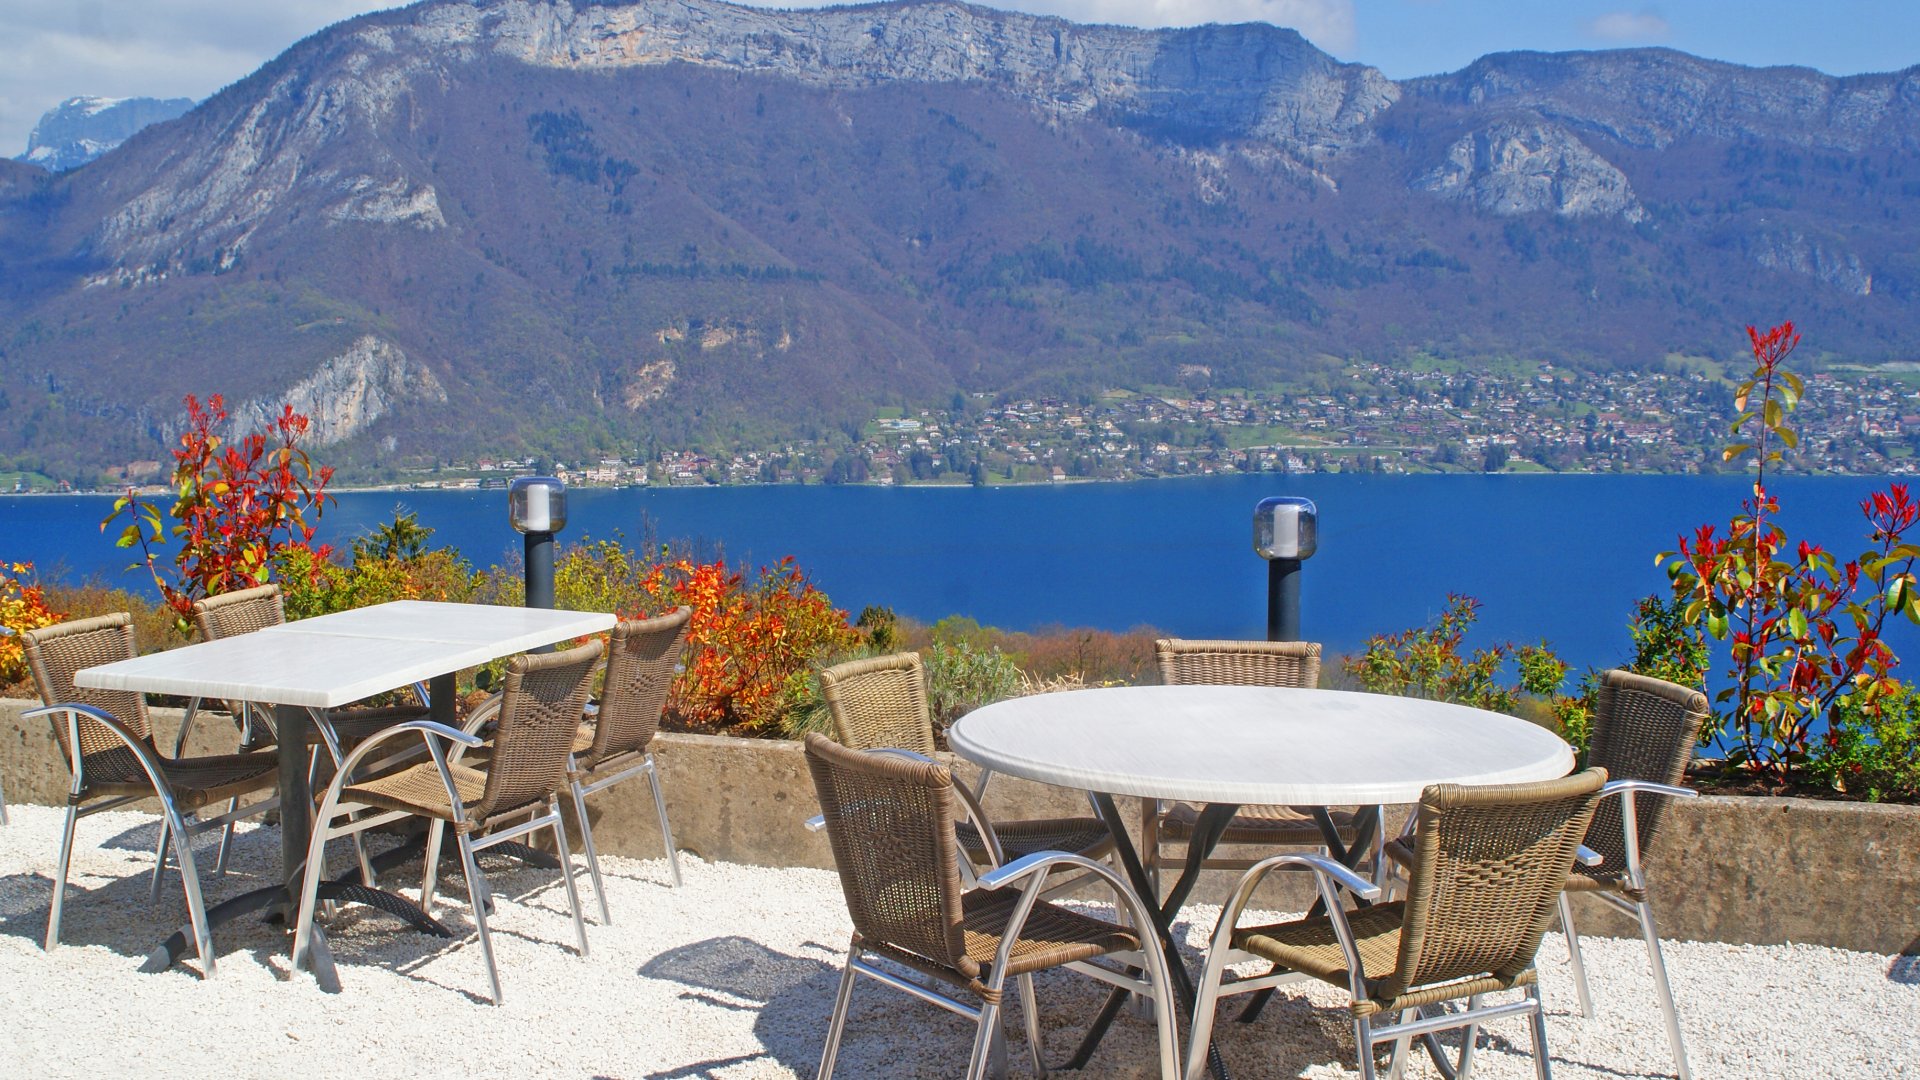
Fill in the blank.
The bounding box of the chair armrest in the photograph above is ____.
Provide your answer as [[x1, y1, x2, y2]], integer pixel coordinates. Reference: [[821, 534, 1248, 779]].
[[25, 702, 174, 796], [1600, 778, 1698, 801], [1245, 851, 1383, 902], [331, 719, 482, 781]]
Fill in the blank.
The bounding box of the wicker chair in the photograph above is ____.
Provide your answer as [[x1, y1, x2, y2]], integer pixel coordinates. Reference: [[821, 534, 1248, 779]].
[[818, 652, 1115, 873], [1145, 639, 1354, 893], [20, 613, 280, 976], [568, 607, 692, 921], [1557, 669, 1707, 1080], [1186, 768, 1608, 1080], [292, 640, 602, 1004], [179, 584, 431, 875], [804, 733, 1181, 1079]]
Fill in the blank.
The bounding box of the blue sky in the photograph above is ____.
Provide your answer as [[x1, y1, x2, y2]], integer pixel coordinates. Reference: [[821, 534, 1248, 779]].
[[4, 1, 1918, 157]]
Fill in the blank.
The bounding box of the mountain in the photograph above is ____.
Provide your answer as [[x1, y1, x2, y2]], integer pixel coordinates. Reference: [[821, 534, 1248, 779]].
[[16, 96, 197, 172], [2, 0, 1918, 482]]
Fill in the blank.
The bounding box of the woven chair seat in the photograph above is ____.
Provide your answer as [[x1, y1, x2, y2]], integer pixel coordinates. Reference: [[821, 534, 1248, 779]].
[[78, 746, 278, 810], [957, 817, 1115, 866], [341, 761, 490, 827], [959, 889, 1139, 978], [1233, 901, 1532, 1018], [1159, 801, 1357, 847]]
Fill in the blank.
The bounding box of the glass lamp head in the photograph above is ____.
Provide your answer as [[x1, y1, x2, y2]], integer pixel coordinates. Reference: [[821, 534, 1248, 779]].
[[1254, 496, 1317, 560], [508, 476, 568, 534]]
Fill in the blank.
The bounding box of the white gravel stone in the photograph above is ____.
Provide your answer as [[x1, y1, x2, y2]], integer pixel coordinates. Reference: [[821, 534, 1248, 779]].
[[0, 805, 1912, 1078]]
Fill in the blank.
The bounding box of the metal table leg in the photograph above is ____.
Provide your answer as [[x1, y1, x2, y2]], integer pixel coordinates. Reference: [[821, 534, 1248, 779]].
[[1065, 794, 1240, 1080], [144, 695, 465, 975]]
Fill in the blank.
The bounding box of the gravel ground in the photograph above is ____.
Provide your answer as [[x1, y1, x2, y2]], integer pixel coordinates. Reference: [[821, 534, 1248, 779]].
[[0, 805, 1913, 1079]]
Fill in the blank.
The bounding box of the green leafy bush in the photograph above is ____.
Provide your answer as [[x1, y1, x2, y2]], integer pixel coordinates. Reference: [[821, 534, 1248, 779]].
[[923, 639, 1023, 731], [1810, 683, 1920, 802]]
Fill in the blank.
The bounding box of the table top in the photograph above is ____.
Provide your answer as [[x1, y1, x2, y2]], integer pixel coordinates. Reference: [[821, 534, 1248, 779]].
[[72, 601, 616, 708], [947, 685, 1574, 805]]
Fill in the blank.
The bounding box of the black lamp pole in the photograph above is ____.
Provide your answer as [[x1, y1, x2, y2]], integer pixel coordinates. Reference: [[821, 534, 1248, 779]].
[[1254, 496, 1317, 643], [510, 476, 568, 651], [1266, 557, 1302, 642]]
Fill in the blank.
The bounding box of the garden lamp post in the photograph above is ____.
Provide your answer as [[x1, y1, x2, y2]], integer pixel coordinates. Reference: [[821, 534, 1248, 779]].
[[1254, 496, 1316, 642], [509, 476, 568, 627]]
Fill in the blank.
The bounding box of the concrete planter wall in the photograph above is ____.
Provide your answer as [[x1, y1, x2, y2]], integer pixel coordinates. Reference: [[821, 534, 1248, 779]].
[[3, 699, 1915, 955]]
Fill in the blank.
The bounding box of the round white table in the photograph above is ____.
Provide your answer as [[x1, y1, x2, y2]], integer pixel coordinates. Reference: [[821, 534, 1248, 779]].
[[948, 684, 1576, 807], [948, 685, 1575, 1079]]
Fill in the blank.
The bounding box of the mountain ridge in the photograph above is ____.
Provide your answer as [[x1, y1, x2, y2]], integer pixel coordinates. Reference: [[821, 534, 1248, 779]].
[[2, 0, 1917, 482]]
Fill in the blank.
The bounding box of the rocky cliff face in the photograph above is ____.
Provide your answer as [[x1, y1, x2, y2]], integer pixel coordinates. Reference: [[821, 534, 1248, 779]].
[[1412, 119, 1645, 221], [227, 336, 447, 447], [17, 96, 194, 172]]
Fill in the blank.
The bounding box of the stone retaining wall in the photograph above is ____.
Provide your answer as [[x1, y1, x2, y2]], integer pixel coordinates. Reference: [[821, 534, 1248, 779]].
[[3, 699, 1914, 955]]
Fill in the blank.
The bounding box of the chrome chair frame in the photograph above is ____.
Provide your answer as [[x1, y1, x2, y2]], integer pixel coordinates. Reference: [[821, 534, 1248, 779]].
[[1185, 853, 1552, 1080], [809, 747, 1179, 1080], [292, 719, 591, 1005], [1557, 778, 1698, 1080], [25, 701, 279, 977], [568, 709, 682, 918]]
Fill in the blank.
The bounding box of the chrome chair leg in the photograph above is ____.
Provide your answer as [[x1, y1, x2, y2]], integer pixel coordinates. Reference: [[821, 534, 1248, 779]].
[[0, 769, 9, 826], [1527, 984, 1554, 1080], [570, 780, 612, 925], [549, 800, 590, 958], [44, 802, 79, 950], [148, 819, 172, 900], [1558, 892, 1595, 1017], [965, 999, 1004, 1080], [420, 818, 447, 912], [1637, 900, 1692, 1080], [646, 757, 683, 887], [817, 948, 859, 1080], [1355, 1016, 1379, 1080], [1456, 995, 1483, 1080], [163, 803, 217, 978], [213, 796, 242, 875], [1017, 973, 1047, 1076], [1387, 1009, 1414, 1080], [457, 833, 503, 1004]]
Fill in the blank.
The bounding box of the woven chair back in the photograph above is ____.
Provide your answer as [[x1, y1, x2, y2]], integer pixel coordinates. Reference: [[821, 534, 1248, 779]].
[[585, 607, 691, 768], [1380, 768, 1606, 1001], [22, 613, 153, 759], [472, 640, 602, 824], [804, 733, 969, 975], [191, 583, 286, 640], [819, 653, 937, 755], [1155, 638, 1322, 688], [1585, 669, 1709, 874]]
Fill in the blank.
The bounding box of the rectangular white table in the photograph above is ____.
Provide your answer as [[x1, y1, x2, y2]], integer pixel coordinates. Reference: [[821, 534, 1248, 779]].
[[74, 600, 616, 976]]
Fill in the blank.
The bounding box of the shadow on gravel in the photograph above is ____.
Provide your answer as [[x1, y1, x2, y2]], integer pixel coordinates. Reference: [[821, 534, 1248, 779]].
[[636, 934, 1368, 1078], [1890, 943, 1919, 985], [638, 934, 844, 1076]]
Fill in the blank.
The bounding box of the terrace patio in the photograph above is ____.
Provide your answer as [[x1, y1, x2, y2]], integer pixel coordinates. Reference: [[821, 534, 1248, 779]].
[[2, 804, 1912, 1079]]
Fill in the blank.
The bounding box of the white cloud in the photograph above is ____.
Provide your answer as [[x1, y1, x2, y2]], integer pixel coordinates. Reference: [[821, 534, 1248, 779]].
[[1583, 9, 1672, 44], [1015, 1, 1357, 52]]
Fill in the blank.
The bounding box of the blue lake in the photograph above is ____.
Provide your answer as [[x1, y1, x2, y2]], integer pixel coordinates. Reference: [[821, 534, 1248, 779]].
[[2, 473, 1910, 674]]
